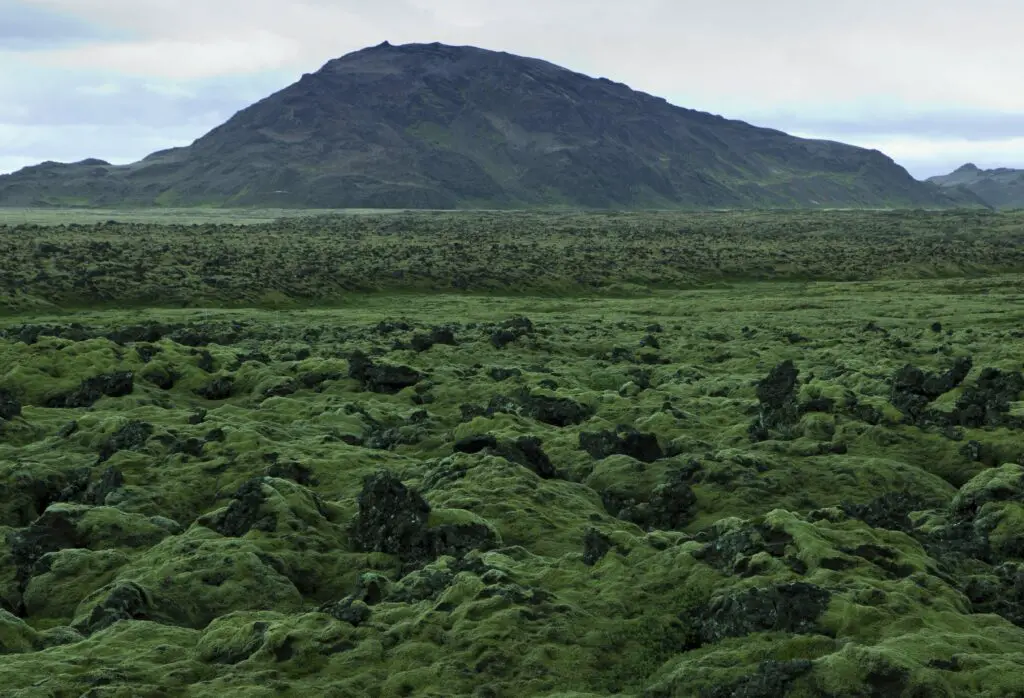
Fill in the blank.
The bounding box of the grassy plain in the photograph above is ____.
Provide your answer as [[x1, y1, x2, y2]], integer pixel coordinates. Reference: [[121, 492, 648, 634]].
[[1, 210, 1024, 696]]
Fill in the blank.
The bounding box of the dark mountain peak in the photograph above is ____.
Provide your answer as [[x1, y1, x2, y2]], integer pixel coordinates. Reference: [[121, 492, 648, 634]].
[[955, 163, 981, 173], [0, 42, 985, 210], [316, 41, 570, 82]]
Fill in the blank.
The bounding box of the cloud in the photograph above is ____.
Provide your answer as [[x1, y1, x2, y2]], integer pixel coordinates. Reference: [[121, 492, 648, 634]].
[[0, 121, 216, 165], [36, 32, 304, 79], [0, 62, 290, 171], [76, 82, 122, 96], [752, 110, 1024, 143], [0, 61, 288, 128], [821, 135, 1024, 179], [13, 0, 1024, 111], [744, 108, 1024, 177], [0, 155, 45, 175], [0, 0, 126, 49]]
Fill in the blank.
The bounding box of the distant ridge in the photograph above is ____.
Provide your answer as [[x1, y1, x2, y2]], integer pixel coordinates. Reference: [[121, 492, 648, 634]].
[[929, 164, 1024, 209], [0, 42, 986, 209]]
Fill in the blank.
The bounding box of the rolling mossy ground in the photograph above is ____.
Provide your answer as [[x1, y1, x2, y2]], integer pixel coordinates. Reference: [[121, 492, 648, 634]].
[[2, 211, 1024, 696]]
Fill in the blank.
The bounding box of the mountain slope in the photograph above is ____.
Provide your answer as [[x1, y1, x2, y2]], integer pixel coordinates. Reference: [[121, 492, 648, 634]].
[[0, 42, 984, 209], [929, 163, 1024, 209]]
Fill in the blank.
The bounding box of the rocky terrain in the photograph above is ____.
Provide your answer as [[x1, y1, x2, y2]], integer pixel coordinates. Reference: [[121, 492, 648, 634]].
[[0, 42, 983, 210], [1, 210, 1024, 695]]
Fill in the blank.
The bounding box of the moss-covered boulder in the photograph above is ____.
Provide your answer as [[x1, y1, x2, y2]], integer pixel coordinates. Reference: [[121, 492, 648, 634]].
[[78, 528, 306, 630]]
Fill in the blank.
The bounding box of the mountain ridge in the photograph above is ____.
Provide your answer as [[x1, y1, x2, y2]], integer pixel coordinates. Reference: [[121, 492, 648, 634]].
[[929, 164, 1024, 209], [0, 41, 986, 210]]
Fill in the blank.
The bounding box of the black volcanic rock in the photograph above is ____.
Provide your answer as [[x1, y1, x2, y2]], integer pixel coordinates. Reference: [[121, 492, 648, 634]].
[[0, 42, 980, 210]]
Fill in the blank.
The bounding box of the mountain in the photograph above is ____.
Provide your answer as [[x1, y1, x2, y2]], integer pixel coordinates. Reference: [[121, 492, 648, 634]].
[[0, 42, 985, 210], [928, 163, 1024, 209]]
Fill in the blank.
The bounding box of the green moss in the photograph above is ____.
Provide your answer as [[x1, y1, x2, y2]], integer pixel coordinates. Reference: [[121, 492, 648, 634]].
[[0, 609, 40, 653], [3, 230, 1024, 694], [953, 464, 1024, 512], [23, 549, 131, 623], [81, 527, 307, 629]]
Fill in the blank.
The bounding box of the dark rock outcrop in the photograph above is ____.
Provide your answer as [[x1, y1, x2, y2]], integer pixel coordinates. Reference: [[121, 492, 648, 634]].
[[749, 361, 801, 441], [840, 492, 931, 534], [601, 470, 697, 532], [580, 428, 663, 462], [699, 582, 832, 643], [350, 471, 497, 564], [453, 434, 556, 478], [98, 421, 153, 462], [83, 467, 125, 506], [208, 478, 279, 538], [0, 389, 21, 421], [474, 391, 593, 427], [889, 358, 973, 422], [350, 472, 434, 557], [195, 377, 234, 401], [8, 507, 88, 587], [142, 367, 178, 390], [582, 528, 614, 566], [45, 372, 134, 409], [496, 436, 557, 479], [951, 368, 1024, 428], [348, 351, 422, 394], [410, 328, 457, 353], [453, 434, 499, 454]]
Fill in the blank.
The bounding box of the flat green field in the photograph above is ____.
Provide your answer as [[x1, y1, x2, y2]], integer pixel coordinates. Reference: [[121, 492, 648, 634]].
[[2, 210, 1024, 696]]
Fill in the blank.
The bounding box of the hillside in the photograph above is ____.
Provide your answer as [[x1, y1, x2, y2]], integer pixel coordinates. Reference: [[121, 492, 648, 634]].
[[0, 42, 984, 210], [929, 163, 1024, 209]]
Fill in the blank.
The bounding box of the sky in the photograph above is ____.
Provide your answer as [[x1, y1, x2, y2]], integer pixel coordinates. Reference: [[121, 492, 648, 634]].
[[2, 0, 1023, 179]]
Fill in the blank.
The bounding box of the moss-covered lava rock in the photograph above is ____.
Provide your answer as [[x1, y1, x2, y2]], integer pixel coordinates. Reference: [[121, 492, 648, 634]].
[[3, 243, 1024, 695]]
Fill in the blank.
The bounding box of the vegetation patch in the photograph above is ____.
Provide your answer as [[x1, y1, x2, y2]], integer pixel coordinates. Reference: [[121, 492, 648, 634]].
[[2, 211, 1024, 695]]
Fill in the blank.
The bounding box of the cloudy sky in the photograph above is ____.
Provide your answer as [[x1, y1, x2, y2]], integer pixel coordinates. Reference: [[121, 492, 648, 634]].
[[2, 0, 1022, 179]]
